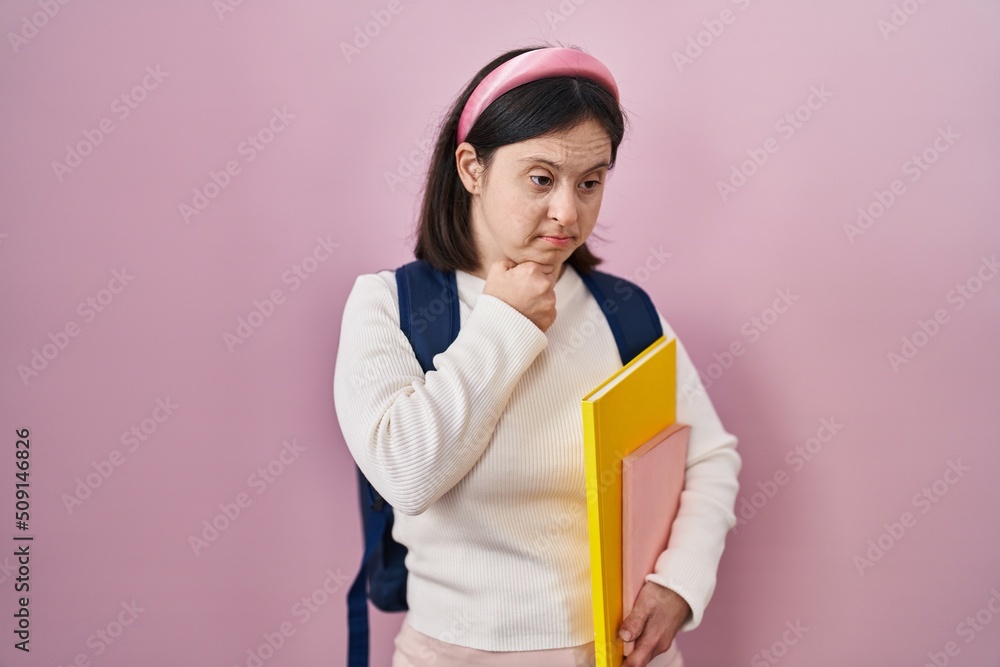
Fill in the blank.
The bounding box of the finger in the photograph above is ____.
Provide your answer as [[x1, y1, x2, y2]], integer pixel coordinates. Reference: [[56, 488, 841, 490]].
[[622, 628, 658, 667], [490, 259, 514, 275], [619, 609, 647, 644]]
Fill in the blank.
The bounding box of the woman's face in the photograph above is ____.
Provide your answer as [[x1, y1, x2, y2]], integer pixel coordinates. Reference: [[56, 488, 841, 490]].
[[456, 118, 612, 278]]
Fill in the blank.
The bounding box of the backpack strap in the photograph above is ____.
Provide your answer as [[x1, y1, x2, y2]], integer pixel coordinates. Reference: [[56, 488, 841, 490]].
[[346, 468, 387, 667], [396, 259, 460, 373], [577, 269, 664, 364], [347, 259, 460, 667]]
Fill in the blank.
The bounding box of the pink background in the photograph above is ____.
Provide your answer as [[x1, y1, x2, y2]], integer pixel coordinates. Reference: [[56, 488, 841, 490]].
[[2, 1, 998, 665]]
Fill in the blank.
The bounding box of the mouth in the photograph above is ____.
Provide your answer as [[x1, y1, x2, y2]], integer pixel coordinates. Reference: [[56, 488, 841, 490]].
[[539, 235, 572, 247]]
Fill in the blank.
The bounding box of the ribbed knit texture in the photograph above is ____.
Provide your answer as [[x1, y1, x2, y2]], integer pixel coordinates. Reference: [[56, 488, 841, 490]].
[[333, 263, 742, 651]]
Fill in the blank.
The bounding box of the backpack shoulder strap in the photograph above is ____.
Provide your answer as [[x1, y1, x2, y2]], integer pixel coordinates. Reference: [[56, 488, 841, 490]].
[[346, 470, 388, 667], [577, 268, 664, 364], [347, 259, 461, 667], [395, 259, 460, 373]]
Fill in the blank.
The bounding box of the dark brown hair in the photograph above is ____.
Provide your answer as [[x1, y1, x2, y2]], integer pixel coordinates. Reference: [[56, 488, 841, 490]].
[[412, 44, 630, 275]]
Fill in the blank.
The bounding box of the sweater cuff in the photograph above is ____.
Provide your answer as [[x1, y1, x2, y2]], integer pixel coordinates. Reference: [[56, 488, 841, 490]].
[[643, 546, 721, 633]]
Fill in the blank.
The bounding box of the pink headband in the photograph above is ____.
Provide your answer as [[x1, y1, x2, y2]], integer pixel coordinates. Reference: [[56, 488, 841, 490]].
[[456, 47, 620, 145]]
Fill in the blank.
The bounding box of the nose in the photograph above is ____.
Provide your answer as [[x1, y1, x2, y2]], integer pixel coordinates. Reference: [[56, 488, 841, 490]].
[[547, 183, 578, 227]]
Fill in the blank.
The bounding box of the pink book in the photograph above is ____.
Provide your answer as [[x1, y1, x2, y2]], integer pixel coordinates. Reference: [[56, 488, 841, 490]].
[[621, 422, 690, 622]]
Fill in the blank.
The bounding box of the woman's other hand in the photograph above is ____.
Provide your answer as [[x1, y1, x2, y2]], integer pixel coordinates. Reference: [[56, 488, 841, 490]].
[[618, 580, 691, 667]]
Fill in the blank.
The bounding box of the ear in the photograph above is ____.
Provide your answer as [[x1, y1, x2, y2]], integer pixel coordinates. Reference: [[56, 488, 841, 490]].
[[455, 141, 483, 195]]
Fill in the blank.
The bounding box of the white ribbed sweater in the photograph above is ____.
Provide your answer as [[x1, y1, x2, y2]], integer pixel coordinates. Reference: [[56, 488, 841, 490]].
[[333, 263, 741, 651]]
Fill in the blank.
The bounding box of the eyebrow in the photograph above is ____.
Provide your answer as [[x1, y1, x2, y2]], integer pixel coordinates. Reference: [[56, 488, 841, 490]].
[[517, 155, 610, 174]]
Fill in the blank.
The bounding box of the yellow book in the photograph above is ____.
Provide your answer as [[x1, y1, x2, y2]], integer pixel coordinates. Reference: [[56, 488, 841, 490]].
[[581, 334, 676, 667]]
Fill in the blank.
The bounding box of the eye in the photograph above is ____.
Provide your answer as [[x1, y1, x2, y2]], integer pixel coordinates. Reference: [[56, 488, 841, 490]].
[[530, 174, 552, 187], [581, 179, 602, 190]]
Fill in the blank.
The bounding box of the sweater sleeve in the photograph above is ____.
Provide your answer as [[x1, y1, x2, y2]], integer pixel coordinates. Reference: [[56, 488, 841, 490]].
[[643, 311, 742, 633], [332, 272, 549, 516]]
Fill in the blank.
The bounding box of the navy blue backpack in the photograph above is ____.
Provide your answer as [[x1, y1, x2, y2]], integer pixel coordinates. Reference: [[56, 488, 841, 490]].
[[346, 258, 663, 666]]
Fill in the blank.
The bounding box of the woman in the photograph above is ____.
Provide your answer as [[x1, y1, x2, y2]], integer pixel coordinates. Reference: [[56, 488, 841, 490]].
[[333, 44, 741, 667]]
